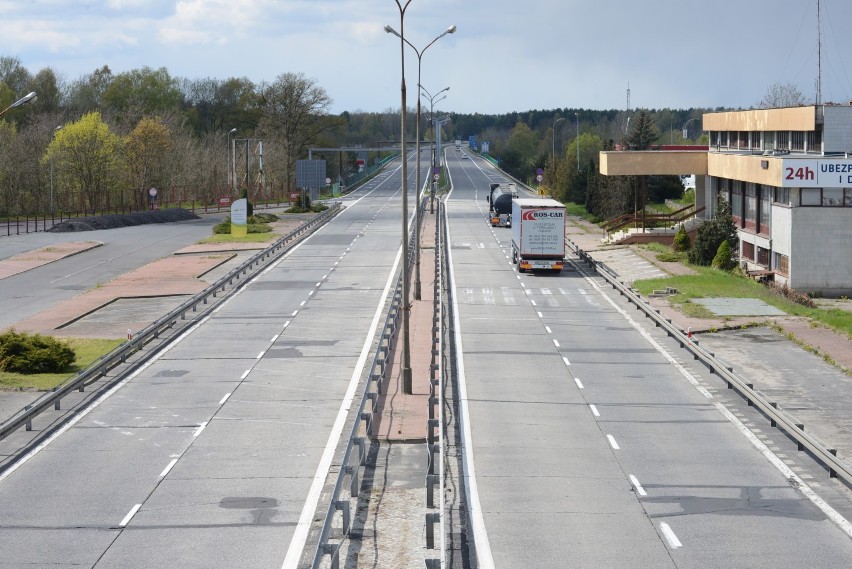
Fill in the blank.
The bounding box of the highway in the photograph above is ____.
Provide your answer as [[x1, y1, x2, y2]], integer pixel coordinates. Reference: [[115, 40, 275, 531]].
[[0, 155, 429, 568], [444, 150, 852, 568]]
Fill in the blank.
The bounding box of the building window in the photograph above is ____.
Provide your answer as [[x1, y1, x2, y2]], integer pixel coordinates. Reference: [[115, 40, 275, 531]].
[[745, 184, 757, 227], [759, 185, 770, 232], [823, 188, 844, 206], [807, 129, 822, 153], [731, 182, 743, 223], [777, 131, 789, 150], [741, 241, 755, 260], [757, 247, 770, 267], [775, 253, 789, 276], [773, 187, 790, 205], [763, 131, 775, 150], [792, 131, 805, 151], [738, 131, 749, 149], [801, 188, 822, 206]]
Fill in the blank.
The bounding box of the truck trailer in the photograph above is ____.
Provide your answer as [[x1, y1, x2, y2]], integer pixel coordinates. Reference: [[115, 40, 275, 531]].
[[487, 183, 516, 227], [511, 198, 566, 272]]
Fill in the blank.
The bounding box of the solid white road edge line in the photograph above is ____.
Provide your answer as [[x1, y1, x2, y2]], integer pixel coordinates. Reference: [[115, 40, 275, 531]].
[[582, 266, 852, 538], [443, 186, 496, 569], [280, 246, 403, 569]]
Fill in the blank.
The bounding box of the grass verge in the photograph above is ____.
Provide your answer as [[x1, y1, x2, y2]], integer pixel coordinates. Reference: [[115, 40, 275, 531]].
[[633, 266, 852, 337], [0, 337, 124, 391], [198, 232, 279, 244]]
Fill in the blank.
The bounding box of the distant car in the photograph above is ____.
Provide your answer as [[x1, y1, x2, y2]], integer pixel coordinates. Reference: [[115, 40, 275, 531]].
[[461, 154, 468, 160]]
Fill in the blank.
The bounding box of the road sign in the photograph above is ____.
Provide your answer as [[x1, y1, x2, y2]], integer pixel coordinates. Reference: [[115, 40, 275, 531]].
[[536, 168, 544, 176], [536, 175, 543, 182], [433, 173, 440, 181]]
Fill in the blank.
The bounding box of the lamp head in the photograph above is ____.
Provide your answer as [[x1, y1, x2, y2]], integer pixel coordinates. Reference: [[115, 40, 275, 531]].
[[447, 25, 457, 34], [384, 25, 401, 38]]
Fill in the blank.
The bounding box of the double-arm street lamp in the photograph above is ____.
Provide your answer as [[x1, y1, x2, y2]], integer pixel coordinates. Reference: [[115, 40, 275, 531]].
[[384, 22, 456, 303], [682, 118, 698, 141], [0, 91, 37, 119], [421, 85, 448, 213]]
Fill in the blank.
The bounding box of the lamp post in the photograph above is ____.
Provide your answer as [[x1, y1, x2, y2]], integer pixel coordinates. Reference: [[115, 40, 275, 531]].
[[682, 118, 698, 141], [575, 113, 580, 170], [226, 128, 237, 193], [50, 125, 62, 214], [552, 117, 565, 158], [390, 0, 414, 394], [0, 91, 37, 119], [421, 86, 448, 214], [384, 23, 456, 302]]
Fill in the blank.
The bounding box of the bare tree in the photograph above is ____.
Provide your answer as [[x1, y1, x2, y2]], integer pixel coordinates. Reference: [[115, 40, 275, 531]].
[[757, 82, 805, 109]]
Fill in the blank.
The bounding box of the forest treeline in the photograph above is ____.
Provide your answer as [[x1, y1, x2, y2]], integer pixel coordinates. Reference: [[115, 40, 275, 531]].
[[1, 56, 714, 218]]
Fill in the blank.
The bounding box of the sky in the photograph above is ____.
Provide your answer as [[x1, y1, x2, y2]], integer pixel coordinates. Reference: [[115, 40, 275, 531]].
[[2, 0, 852, 115]]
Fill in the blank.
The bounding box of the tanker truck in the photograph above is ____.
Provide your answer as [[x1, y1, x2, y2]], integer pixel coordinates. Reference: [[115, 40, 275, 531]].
[[487, 183, 517, 227]]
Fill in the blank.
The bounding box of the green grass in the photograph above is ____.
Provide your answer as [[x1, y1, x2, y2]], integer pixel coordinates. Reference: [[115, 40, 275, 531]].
[[634, 266, 852, 337], [0, 337, 124, 391], [564, 202, 601, 223], [639, 243, 688, 263]]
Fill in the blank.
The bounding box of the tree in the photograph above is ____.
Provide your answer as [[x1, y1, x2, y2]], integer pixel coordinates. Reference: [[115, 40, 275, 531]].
[[712, 240, 735, 271], [102, 67, 183, 125], [627, 110, 660, 150], [257, 73, 333, 192], [673, 225, 691, 252], [758, 82, 805, 108], [689, 197, 738, 266], [65, 65, 113, 115], [126, 117, 173, 207], [44, 112, 125, 212]]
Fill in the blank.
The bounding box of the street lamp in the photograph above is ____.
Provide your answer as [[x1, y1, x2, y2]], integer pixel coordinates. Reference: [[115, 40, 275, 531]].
[[385, 22, 456, 302], [552, 117, 565, 158], [50, 125, 63, 214], [0, 91, 37, 119], [227, 127, 237, 192], [421, 86, 449, 214], [575, 113, 580, 170], [389, 0, 414, 394], [682, 118, 698, 141]]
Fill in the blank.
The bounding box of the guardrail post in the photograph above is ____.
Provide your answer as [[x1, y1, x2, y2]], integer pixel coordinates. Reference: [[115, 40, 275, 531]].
[[796, 424, 805, 450], [427, 443, 439, 475], [25, 405, 33, 431], [335, 500, 350, 535], [770, 402, 778, 427], [426, 473, 439, 508], [425, 512, 440, 549], [346, 464, 359, 497], [829, 449, 838, 478], [321, 543, 340, 569]]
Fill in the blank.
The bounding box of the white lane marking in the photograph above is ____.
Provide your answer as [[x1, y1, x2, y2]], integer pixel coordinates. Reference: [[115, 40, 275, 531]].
[[530, 300, 537, 306], [537, 312, 543, 318], [629, 474, 647, 497], [553, 339, 560, 347], [159, 459, 178, 478], [316, 282, 321, 287], [271, 334, 279, 343], [716, 403, 852, 538], [119, 504, 142, 528], [193, 422, 208, 437], [283, 320, 291, 328], [562, 356, 571, 366], [308, 291, 314, 297], [240, 370, 250, 380], [322, 275, 328, 279], [292, 310, 299, 317], [607, 435, 620, 450], [219, 393, 232, 405], [256, 351, 266, 359], [660, 523, 682, 549], [443, 198, 496, 569], [589, 404, 600, 417], [281, 244, 404, 569], [545, 326, 552, 334], [574, 377, 584, 389], [520, 282, 526, 288], [300, 300, 306, 307]]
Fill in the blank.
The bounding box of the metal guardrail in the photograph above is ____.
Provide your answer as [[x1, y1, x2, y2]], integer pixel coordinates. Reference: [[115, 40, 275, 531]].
[[0, 203, 342, 451], [424, 199, 446, 566], [311, 198, 422, 569], [566, 238, 852, 485]]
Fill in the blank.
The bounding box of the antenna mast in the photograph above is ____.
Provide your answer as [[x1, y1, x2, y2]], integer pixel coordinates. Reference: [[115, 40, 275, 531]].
[[626, 82, 631, 112], [816, 0, 822, 105]]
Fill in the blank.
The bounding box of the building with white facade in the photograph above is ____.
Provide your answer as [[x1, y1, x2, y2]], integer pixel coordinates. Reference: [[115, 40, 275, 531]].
[[600, 105, 852, 296]]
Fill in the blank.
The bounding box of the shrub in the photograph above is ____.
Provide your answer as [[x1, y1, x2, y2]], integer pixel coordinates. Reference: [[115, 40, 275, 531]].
[[769, 282, 816, 308], [673, 225, 691, 252], [689, 197, 738, 266], [0, 330, 76, 373], [711, 240, 735, 271]]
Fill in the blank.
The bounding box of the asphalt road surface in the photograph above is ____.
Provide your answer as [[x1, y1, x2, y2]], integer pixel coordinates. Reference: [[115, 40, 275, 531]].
[[0, 154, 433, 569], [444, 150, 852, 568]]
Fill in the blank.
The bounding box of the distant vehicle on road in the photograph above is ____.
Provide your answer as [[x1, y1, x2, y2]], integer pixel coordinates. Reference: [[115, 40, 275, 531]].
[[511, 198, 565, 272], [461, 153, 468, 159]]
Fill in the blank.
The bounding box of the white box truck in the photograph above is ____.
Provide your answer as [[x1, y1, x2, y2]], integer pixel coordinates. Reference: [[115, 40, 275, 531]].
[[511, 198, 565, 272]]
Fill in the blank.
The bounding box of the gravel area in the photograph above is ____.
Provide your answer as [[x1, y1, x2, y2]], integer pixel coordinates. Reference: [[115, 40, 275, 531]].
[[49, 208, 200, 232]]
